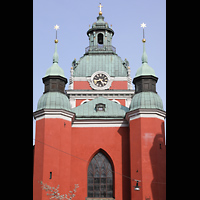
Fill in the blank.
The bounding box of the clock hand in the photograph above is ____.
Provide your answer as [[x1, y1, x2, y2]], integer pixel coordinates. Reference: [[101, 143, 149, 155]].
[[100, 79, 107, 85], [93, 79, 98, 84]]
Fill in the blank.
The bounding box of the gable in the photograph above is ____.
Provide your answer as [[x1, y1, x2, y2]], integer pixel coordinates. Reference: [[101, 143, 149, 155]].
[[72, 97, 129, 119]]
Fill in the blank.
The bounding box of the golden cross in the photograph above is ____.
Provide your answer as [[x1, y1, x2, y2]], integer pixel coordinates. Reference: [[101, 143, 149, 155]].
[[98, 3, 103, 12]]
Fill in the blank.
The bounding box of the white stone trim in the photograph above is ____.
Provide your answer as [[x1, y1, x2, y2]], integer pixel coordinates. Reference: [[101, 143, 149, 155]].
[[126, 108, 166, 122], [80, 99, 90, 105], [67, 90, 135, 109], [111, 99, 120, 104], [67, 90, 135, 95], [72, 76, 128, 81], [33, 109, 75, 122], [72, 119, 129, 127]]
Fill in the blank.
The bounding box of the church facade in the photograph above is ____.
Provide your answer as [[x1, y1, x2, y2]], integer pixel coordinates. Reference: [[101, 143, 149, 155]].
[[33, 9, 166, 200]]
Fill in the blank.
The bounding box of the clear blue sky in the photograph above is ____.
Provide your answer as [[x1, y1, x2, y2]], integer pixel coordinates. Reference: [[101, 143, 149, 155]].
[[33, 0, 166, 142]]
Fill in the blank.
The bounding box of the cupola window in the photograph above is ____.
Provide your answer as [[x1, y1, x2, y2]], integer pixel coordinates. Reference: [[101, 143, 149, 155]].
[[98, 33, 103, 44]]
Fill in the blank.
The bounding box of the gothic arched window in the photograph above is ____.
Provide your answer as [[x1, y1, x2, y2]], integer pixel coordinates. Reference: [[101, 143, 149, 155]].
[[87, 151, 113, 198]]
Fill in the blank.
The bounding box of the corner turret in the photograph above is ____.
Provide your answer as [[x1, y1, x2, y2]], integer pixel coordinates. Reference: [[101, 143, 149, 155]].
[[35, 26, 71, 111], [130, 24, 163, 111]]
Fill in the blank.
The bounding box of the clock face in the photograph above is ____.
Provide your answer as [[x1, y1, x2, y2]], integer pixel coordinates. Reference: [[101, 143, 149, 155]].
[[93, 73, 108, 87]]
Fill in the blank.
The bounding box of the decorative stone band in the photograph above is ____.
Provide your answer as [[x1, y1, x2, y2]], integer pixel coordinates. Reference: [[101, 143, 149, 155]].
[[33, 109, 129, 127], [33, 109, 75, 122], [85, 198, 115, 200], [72, 119, 128, 128], [125, 108, 166, 122], [33, 109, 129, 128]]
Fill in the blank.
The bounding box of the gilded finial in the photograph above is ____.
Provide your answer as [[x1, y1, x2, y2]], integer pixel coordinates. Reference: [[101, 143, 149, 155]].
[[54, 24, 60, 43], [142, 38, 146, 43], [140, 22, 146, 43], [98, 3, 103, 15]]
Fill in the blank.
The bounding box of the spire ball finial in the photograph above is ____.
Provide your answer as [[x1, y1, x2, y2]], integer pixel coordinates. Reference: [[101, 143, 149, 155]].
[[98, 3, 103, 15], [142, 38, 146, 43]]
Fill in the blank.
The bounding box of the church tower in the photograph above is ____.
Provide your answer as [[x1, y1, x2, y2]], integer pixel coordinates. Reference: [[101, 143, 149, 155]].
[[33, 30, 75, 200], [67, 6, 134, 108], [126, 26, 166, 200]]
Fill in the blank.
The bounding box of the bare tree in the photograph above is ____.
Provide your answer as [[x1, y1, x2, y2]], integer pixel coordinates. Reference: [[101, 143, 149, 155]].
[[40, 181, 79, 200]]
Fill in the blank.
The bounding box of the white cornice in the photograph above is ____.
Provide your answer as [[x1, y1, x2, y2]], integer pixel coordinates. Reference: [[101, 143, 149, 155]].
[[33, 109, 75, 122], [33, 108, 166, 127], [72, 119, 129, 127], [73, 76, 128, 81], [67, 90, 135, 95], [66, 90, 135, 109], [125, 108, 166, 122]]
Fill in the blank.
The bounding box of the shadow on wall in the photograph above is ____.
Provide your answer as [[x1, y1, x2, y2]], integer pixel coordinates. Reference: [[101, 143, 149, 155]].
[[149, 122, 166, 200], [118, 126, 131, 200]]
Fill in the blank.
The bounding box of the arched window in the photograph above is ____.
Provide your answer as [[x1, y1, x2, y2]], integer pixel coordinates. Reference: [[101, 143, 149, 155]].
[[87, 151, 113, 197], [98, 33, 103, 44]]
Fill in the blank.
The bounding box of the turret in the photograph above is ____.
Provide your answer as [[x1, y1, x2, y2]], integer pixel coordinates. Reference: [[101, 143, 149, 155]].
[[85, 5, 116, 54], [130, 28, 163, 111], [33, 25, 74, 200], [35, 26, 71, 111], [126, 23, 166, 200]]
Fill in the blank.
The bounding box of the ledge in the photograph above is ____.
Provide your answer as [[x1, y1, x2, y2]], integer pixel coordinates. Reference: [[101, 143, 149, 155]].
[[125, 108, 166, 122], [85, 198, 115, 200]]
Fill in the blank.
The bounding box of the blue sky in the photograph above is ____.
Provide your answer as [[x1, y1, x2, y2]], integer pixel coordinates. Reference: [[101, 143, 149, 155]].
[[33, 0, 166, 142]]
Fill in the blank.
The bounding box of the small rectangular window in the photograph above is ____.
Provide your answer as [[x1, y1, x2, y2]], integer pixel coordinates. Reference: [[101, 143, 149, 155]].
[[49, 172, 52, 179], [144, 83, 149, 90], [95, 103, 106, 111]]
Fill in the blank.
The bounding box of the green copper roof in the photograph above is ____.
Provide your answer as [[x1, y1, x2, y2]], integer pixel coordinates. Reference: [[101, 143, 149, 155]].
[[73, 54, 128, 77], [87, 14, 114, 36], [45, 63, 65, 78], [135, 43, 157, 78], [72, 96, 129, 119], [44, 43, 66, 78], [135, 63, 156, 78], [37, 92, 71, 111], [129, 92, 163, 111]]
